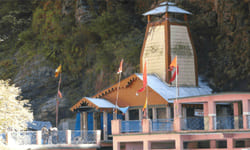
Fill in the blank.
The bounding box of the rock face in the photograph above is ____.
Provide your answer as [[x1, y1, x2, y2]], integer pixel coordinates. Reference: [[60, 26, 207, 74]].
[[13, 55, 72, 126]]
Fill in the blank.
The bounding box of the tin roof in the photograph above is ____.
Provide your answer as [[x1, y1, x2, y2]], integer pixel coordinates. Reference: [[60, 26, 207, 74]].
[[143, 3, 192, 16], [27, 121, 52, 130], [135, 74, 212, 102], [78, 97, 129, 113]]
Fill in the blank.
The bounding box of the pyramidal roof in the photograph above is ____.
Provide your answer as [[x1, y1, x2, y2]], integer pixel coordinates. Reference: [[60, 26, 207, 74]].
[[143, 1, 192, 16]]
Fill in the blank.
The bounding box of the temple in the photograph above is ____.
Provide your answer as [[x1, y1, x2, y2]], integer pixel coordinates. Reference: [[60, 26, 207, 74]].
[[71, 2, 250, 150]]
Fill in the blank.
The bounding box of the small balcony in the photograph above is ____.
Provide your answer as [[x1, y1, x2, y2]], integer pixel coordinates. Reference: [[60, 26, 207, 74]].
[[214, 115, 243, 130], [181, 117, 204, 130], [151, 119, 173, 132], [121, 120, 142, 133]]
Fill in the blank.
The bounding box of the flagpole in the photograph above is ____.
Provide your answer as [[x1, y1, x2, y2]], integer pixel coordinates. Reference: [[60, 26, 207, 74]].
[[56, 70, 62, 128], [146, 60, 148, 119], [114, 72, 121, 120], [176, 55, 178, 100]]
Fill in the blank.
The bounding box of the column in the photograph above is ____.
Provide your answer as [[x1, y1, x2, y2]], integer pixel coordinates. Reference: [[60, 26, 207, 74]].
[[103, 111, 108, 141], [66, 130, 71, 144], [175, 135, 183, 150], [233, 102, 239, 129], [143, 140, 151, 150], [139, 109, 143, 120], [227, 138, 233, 150], [152, 107, 157, 120], [111, 120, 121, 135], [36, 131, 42, 145], [182, 107, 187, 130], [166, 106, 171, 119], [210, 140, 216, 149], [203, 103, 209, 130], [242, 99, 249, 129], [142, 119, 151, 133], [93, 112, 97, 130], [113, 141, 120, 150], [125, 110, 129, 121], [208, 101, 216, 130], [96, 130, 101, 145], [174, 101, 182, 131], [83, 112, 88, 130]]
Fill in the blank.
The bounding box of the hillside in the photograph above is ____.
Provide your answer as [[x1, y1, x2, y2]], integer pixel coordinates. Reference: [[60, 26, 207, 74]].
[[0, 0, 249, 126]]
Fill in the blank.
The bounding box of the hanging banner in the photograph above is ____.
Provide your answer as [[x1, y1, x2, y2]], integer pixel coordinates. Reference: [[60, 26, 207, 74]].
[[194, 109, 203, 116]]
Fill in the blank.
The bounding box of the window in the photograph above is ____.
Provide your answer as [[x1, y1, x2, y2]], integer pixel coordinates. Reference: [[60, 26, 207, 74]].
[[129, 109, 139, 120]]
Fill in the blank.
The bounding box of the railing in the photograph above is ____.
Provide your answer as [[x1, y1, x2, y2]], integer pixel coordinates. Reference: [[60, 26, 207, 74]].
[[214, 116, 243, 129], [247, 115, 250, 129], [121, 120, 142, 133], [2, 130, 101, 146], [152, 119, 173, 132], [7, 131, 38, 145], [71, 130, 99, 144], [181, 117, 204, 130]]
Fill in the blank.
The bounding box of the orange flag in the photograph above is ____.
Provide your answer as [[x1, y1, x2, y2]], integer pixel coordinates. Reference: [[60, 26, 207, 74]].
[[169, 56, 179, 83], [117, 59, 124, 74], [137, 61, 147, 93], [169, 56, 177, 70], [55, 64, 62, 78]]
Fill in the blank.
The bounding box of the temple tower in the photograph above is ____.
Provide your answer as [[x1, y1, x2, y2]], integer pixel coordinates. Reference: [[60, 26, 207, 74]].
[[140, 2, 198, 86]]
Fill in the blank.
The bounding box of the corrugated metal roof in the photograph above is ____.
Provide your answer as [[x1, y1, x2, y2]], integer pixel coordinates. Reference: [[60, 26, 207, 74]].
[[135, 74, 212, 103], [143, 5, 192, 16], [159, 2, 176, 6], [85, 97, 129, 113], [27, 121, 52, 130]]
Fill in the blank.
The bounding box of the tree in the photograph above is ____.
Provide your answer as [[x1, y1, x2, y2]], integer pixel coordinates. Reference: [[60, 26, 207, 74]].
[[0, 80, 33, 133]]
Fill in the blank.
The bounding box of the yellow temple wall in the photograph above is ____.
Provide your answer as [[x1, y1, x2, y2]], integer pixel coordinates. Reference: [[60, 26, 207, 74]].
[[170, 25, 196, 86], [142, 25, 166, 81]]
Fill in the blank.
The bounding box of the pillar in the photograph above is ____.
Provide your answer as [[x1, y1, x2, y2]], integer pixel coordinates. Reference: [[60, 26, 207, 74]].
[[93, 112, 97, 130], [143, 140, 151, 150], [182, 107, 187, 130], [83, 112, 88, 130], [142, 119, 151, 133], [184, 14, 188, 22], [113, 141, 120, 150], [36, 131, 42, 145], [125, 110, 129, 121], [139, 108, 143, 120], [227, 138, 233, 150], [147, 15, 151, 23], [96, 130, 101, 145], [203, 103, 209, 130], [166, 106, 171, 119], [233, 102, 239, 129], [103, 111, 108, 141], [176, 135, 184, 150], [210, 140, 216, 149], [66, 130, 71, 144], [242, 99, 249, 129], [152, 107, 157, 120], [111, 120, 121, 135], [174, 101, 182, 131], [208, 101, 216, 130]]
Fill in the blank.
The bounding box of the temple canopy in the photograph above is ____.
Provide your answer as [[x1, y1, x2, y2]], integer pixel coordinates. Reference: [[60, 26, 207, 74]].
[[143, 2, 192, 16], [72, 97, 129, 113]]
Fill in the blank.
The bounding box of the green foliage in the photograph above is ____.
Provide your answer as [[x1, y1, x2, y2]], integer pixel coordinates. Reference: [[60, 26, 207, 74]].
[[181, 0, 249, 91]]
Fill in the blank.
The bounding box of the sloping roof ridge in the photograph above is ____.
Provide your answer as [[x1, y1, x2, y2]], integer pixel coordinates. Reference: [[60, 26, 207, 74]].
[[92, 74, 138, 98]]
